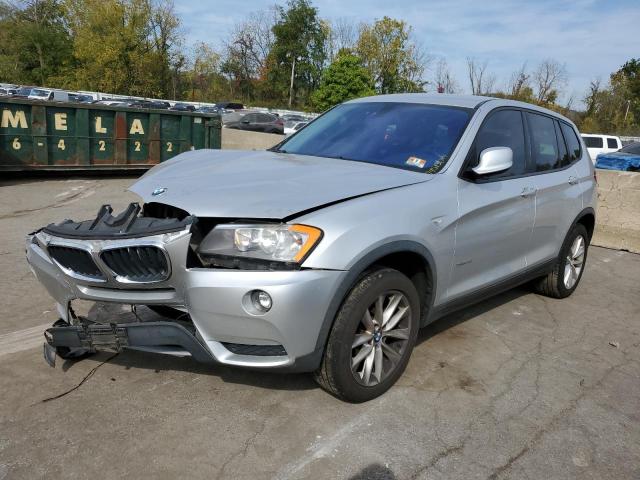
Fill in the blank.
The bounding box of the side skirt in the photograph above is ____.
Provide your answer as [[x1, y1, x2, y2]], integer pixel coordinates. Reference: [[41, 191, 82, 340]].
[[424, 258, 556, 325]]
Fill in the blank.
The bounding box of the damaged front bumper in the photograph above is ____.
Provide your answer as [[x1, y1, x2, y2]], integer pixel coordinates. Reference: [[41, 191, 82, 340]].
[[44, 319, 216, 365], [27, 204, 346, 372]]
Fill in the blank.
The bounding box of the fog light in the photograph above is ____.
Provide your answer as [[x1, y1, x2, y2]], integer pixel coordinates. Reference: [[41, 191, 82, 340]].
[[251, 290, 272, 312]]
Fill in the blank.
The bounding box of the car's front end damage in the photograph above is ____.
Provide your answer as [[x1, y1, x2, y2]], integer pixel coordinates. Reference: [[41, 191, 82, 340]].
[[27, 200, 346, 370], [26, 148, 429, 372]]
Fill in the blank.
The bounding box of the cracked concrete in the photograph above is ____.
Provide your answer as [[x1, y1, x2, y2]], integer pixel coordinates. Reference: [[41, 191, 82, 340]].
[[0, 176, 639, 479]]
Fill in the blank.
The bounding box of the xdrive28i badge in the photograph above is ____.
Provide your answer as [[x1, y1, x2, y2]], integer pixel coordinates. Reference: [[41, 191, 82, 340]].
[[152, 187, 167, 196]]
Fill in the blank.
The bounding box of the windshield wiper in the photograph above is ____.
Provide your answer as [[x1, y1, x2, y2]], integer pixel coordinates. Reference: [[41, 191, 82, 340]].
[[268, 146, 288, 153]]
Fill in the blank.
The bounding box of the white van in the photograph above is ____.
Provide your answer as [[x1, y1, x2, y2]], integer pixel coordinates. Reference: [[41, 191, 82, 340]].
[[581, 134, 622, 163], [27, 89, 69, 102]]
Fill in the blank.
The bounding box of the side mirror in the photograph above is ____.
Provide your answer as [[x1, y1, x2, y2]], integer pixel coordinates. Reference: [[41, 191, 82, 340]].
[[472, 147, 513, 175]]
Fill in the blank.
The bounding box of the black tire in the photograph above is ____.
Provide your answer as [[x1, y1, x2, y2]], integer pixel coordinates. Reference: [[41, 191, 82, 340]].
[[532, 223, 589, 299], [314, 268, 420, 403]]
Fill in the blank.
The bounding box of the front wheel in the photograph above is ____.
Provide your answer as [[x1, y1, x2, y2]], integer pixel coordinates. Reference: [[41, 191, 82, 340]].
[[314, 268, 420, 402]]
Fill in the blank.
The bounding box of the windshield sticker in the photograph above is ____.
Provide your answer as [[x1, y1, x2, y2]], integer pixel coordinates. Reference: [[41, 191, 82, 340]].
[[406, 156, 427, 168]]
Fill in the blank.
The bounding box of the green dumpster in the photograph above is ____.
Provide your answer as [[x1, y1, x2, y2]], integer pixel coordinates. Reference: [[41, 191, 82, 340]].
[[0, 97, 221, 171]]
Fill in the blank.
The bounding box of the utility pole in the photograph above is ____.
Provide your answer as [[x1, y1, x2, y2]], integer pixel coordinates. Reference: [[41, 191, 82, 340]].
[[624, 99, 631, 123], [288, 55, 297, 108]]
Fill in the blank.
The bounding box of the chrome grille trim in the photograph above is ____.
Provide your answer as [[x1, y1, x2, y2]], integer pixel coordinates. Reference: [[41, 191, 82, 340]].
[[47, 245, 106, 281], [100, 246, 170, 283]]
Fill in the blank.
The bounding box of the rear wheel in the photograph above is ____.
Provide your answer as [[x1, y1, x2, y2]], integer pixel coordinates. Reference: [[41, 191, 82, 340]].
[[314, 268, 420, 402], [532, 224, 589, 298]]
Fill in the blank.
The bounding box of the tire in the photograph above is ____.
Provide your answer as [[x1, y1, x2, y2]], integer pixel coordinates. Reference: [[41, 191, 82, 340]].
[[532, 223, 589, 299], [314, 267, 420, 403]]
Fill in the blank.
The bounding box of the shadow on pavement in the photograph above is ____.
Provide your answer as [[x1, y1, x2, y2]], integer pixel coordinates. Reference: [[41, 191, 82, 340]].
[[348, 463, 397, 479], [56, 287, 532, 393]]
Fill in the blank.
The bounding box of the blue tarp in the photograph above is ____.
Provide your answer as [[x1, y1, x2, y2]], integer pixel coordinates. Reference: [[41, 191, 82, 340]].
[[595, 153, 640, 172]]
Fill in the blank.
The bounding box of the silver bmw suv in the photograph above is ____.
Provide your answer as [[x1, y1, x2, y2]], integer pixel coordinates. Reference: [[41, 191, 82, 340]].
[[27, 94, 596, 402]]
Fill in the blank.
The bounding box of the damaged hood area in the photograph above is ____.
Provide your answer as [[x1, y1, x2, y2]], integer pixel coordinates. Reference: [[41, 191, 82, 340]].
[[130, 149, 432, 219]]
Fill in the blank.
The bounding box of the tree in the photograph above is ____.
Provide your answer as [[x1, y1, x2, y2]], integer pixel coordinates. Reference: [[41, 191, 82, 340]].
[[265, 0, 328, 106], [466, 57, 495, 95], [507, 62, 532, 100], [618, 58, 640, 124], [222, 6, 277, 101], [356, 16, 426, 94], [433, 57, 459, 94], [311, 52, 374, 111], [0, 0, 72, 86], [327, 17, 358, 61], [186, 42, 228, 101], [533, 59, 567, 105]]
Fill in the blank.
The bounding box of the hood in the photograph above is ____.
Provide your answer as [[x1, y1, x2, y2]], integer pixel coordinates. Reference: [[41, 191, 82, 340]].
[[130, 149, 431, 219]]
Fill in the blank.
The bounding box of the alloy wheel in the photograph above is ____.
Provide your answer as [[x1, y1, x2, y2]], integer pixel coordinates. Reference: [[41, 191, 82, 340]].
[[350, 290, 412, 387], [564, 235, 585, 289]]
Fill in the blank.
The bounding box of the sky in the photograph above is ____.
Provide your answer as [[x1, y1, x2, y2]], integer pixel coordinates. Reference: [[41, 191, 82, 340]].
[[175, 0, 640, 108]]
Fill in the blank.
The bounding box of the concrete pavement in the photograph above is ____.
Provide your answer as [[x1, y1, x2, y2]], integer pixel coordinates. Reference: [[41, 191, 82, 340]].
[[0, 176, 638, 479]]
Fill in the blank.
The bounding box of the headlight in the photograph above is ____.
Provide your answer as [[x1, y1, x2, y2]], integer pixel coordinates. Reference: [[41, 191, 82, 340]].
[[198, 224, 322, 266]]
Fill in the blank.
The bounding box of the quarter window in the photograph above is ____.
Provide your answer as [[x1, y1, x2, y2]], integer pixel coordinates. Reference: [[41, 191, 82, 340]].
[[472, 110, 526, 178], [560, 123, 581, 162], [607, 138, 618, 149], [554, 121, 569, 167], [527, 113, 559, 172]]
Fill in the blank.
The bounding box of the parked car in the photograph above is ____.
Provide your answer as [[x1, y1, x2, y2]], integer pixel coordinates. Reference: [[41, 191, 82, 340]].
[[27, 88, 69, 102], [27, 94, 596, 402], [284, 121, 308, 136], [0, 87, 18, 96], [12, 86, 35, 98], [595, 141, 640, 171], [91, 99, 124, 106], [195, 106, 218, 114], [214, 101, 245, 110], [581, 134, 622, 163], [68, 93, 94, 103], [127, 100, 171, 109], [282, 114, 307, 123], [226, 112, 284, 134], [170, 102, 196, 112]]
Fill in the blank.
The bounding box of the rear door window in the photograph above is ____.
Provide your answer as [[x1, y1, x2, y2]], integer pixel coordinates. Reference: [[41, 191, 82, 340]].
[[258, 114, 274, 123], [527, 113, 559, 171], [607, 138, 618, 149], [583, 136, 603, 148], [473, 109, 527, 178], [560, 123, 581, 162]]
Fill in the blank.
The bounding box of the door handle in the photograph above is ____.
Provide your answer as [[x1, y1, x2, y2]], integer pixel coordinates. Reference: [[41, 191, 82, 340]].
[[520, 186, 536, 198], [568, 176, 578, 185]]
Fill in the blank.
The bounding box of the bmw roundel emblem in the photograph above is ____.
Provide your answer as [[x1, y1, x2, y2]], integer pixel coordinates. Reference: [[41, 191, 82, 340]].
[[152, 187, 167, 196]]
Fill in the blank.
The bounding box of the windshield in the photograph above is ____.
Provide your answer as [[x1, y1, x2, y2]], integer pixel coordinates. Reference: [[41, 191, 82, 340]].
[[277, 102, 471, 173]]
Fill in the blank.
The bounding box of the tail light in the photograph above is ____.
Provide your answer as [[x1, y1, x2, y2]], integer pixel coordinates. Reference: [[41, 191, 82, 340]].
[[276, 118, 284, 126], [593, 169, 598, 185]]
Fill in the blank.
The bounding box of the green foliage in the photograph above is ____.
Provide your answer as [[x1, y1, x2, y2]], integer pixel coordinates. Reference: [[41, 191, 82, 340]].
[[311, 52, 374, 111], [65, 0, 182, 98], [0, 0, 73, 86], [579, 60, 640, 135], [265, 0, 328, 105], [355, 17, 425, 94]]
